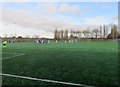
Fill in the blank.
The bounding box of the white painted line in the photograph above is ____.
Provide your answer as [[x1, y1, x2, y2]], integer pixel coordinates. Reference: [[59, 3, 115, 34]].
[[0, 73, 95, 87], [0, 53, 25, 60], [0, 52, 19, 54], [111, 48, 119, 51], [39, 46, 119, 51]]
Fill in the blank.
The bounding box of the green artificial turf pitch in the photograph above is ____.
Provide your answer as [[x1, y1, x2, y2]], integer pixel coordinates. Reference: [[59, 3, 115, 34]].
[[1, 41, 118, 87]]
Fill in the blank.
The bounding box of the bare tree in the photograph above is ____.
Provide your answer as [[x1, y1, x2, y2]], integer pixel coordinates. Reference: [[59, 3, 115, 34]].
[[102, 25, 109, 38], [92, 29, 100, 38], [83, 30, 87, 38], [90, 30, 94, 38], [57, 30, 61, 39], [70, 29, 74, 39], [54, 29, 58, 39], [70, 33, 74, 39], [107, 25, 118, 39], [99, 25, 102, 38], [64, 30, 68, 39], [111, 25, 118, 39], [103, 25, 106, 38], [53, 24, 65, 40], [76, 31, 82, 38], [83, 30, 90, 38], [105, 26, 108, 38], [86, 28, 91, 38], [60, 30, 64, 39]]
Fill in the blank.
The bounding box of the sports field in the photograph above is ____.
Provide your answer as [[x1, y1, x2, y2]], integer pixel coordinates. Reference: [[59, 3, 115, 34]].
[[1, 41, 118, 87]]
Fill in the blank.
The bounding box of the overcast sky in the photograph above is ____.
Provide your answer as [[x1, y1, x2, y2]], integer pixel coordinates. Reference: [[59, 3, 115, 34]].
[[0, 1, 118, 38]]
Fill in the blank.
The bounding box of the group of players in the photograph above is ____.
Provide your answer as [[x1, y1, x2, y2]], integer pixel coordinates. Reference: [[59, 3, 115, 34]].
[[2, 39, 79, 48], [34, 40, 49, 44], [2, 39, 50, 48]]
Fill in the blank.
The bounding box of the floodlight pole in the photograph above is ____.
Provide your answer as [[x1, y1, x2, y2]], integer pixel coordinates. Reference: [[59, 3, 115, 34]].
[[14, 22, 17, 42], [14, 22, 17, 38]]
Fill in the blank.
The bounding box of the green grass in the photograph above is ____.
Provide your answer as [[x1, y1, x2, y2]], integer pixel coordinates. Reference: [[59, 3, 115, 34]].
[[2, 41, 118, 87]]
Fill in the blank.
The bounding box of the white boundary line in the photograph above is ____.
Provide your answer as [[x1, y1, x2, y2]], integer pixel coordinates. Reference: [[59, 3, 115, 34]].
[[112, 48, 119, 51], [0, 53, 26, 60], [0, 52, 19, 54], [39, 46, 119, 51], [0, 73, 95, 87]]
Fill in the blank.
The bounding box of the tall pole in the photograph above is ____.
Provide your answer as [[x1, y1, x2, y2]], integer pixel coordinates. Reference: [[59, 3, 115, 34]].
[[112, 25, 114, 39], [14, 22, 16, 38], [14, 22, 17, 42]]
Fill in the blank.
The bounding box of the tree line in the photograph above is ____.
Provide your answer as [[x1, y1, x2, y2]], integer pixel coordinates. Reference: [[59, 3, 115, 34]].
[[54, 30, 68, 40], [54, 24, 120, 40]]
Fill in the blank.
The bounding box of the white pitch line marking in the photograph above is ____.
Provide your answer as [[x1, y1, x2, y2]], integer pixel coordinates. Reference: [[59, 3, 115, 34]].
[[0, 52, 19, 54], [0, 53, 26, 60], [111, 48, 119, 51], [0, 73, 95, 87]]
